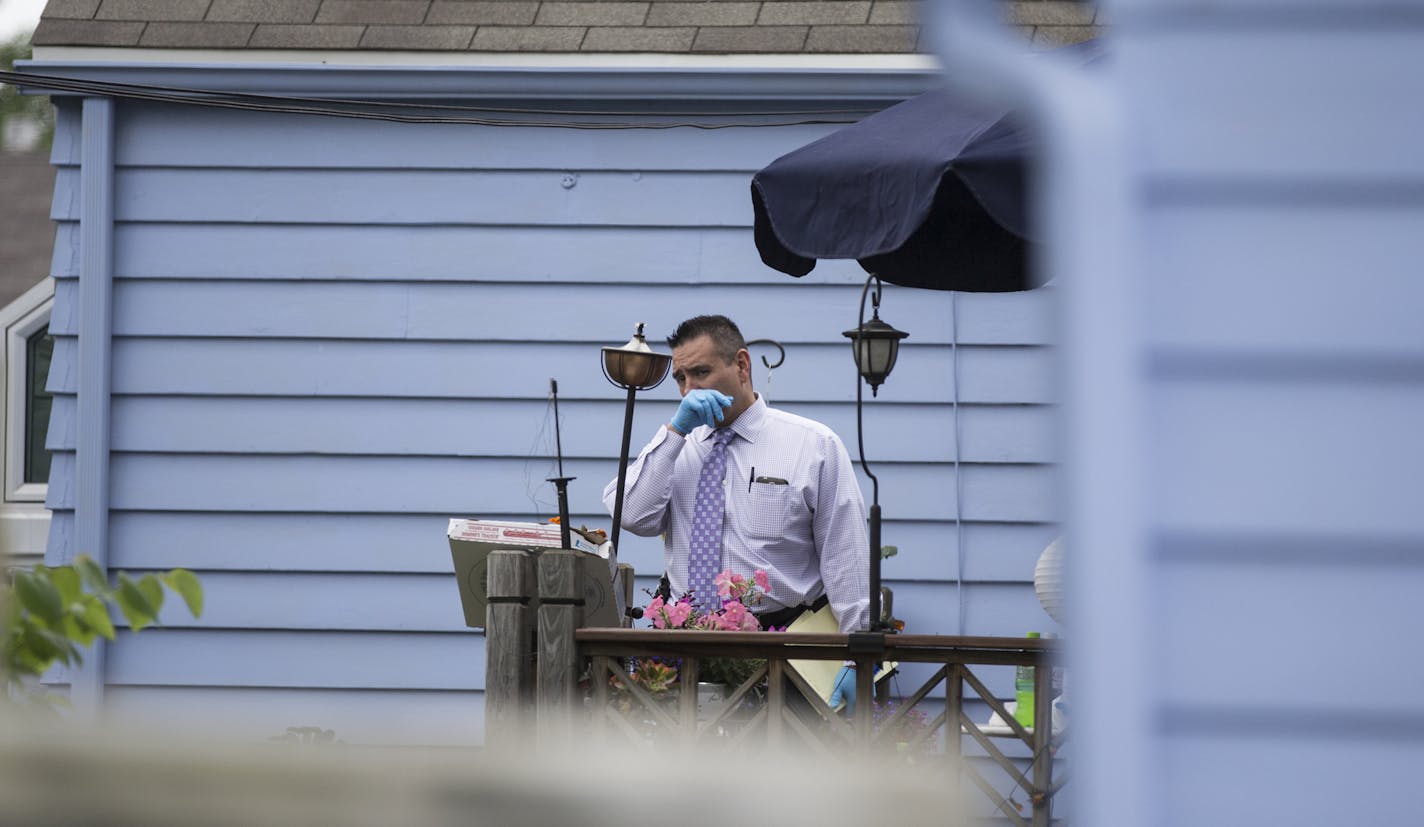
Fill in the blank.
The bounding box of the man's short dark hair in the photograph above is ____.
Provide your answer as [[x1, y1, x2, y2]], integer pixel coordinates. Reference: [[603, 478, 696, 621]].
[[667, 315, 746, 364]]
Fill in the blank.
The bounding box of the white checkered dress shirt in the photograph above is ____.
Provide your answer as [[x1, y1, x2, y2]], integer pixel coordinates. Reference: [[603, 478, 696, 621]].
[[604, 395, 871, 633]]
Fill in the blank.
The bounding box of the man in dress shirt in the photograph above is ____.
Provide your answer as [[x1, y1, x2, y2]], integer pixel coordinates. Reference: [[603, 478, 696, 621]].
[[602, 314, 871, 636]]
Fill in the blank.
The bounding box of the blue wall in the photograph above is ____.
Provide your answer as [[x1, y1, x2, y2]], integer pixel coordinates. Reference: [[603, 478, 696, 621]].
[[41, 81, 1058, 744]]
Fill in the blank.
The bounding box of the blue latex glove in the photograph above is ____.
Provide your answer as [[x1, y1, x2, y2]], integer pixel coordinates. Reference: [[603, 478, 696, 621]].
[[829, 664, 857, 715], [670, 389, 732, 434]]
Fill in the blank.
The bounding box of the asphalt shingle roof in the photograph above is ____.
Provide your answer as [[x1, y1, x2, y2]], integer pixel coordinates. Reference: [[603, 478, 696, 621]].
[[32, 0, 1100, 53]]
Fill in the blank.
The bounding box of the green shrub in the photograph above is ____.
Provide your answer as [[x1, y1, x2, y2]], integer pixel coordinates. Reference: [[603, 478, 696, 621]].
[[3, 555, 203, 705]]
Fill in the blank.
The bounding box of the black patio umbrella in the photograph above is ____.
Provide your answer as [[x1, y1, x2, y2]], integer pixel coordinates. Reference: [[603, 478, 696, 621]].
[[751, 42, 1101, 293]]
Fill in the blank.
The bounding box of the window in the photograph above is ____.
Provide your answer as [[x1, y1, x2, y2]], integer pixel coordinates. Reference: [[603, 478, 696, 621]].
[[1, 277, 55, 567], [24, 326, 52, 486]]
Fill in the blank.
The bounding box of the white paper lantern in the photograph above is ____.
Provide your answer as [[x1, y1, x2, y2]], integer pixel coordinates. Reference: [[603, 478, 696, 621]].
[[1034, 537, 1065, 625]]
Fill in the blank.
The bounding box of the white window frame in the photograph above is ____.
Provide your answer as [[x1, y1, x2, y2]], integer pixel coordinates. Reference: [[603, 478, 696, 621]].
[[1, 277, 55, 567]]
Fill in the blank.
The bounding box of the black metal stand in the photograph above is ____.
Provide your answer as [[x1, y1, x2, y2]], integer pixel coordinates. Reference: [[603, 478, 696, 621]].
[[546, 379, 575, 549], [609, 382, 638, 557], [854, 276, 887, 633], [546, 476, 575, 549]]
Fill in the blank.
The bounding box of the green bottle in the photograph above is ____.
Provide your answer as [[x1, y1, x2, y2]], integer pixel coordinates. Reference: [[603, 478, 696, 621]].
[[1014, 632, 1041, 727]]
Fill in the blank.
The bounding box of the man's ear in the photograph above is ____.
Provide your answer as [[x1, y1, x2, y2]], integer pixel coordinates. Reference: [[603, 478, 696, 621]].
[[735, 348, 752, 382]]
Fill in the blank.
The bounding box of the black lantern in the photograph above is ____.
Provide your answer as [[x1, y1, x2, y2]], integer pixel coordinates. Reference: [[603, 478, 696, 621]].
[[601, 323, 672, 557], [844, 275, 908, 632], [842, 293, 909, 397]]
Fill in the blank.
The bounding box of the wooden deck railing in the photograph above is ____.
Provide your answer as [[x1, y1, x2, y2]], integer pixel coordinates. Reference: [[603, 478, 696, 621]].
[[484, 548, 1065, 827]]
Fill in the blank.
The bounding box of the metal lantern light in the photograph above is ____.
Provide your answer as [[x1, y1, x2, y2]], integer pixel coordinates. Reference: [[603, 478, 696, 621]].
[[844, 275, 908, 632], [842, 300, 909, 397], [601, 323, 672, 556]]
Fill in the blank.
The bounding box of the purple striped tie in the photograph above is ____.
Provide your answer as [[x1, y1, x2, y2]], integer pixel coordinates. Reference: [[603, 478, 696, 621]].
[[687, 427, 734, 610]]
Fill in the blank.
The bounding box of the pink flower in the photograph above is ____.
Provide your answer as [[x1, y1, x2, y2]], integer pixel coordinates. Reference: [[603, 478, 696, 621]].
[[718, 600, 748, 630], [665, 600, 693, 628], [646, 595, 668, 629], [642, 567, 774, 635], [692, 613, 720, 631]]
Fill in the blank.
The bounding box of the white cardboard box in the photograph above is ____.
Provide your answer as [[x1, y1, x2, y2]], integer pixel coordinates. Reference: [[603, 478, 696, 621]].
[[447, 518, 620, 628]]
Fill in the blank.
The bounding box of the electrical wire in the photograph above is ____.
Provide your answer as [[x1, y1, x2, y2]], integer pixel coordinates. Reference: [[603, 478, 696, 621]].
[[522, 393, 558, 520], [1, 68, 869, 130]]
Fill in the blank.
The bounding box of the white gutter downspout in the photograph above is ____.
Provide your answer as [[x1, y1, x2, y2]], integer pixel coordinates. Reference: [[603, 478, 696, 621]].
[[71, 95, 116, 719], [926, 3, 1152, 825]]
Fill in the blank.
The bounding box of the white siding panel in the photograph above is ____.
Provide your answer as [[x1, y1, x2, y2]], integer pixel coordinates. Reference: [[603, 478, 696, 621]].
[[129, 571, 478, 633], [956, 346, 1058, 404], [954, 287, 1057, 346], [109, 222, 871, 283], [103, 396, 971, 463], [94, 103, 848, 171], [958, 522, 1061, 582], [109, 512, 463, 573], [1159, 557, 1424, 711], [49, 223, 79, 278], [1144, 203, 1424, 354], [106, 629, 485, 690], [100, 396, 1054, 465], [106, 686, 484, 746], [59, 168, 757, 227], [100, 339, 1048, 404], [1161, 734, 1414, 827], [90, 454, 1051, 523], [107, 512, 1051, 587], [1151, 381, 1424, 535], [1124, 29, 1424, 179], [100, 279, 971, 346]]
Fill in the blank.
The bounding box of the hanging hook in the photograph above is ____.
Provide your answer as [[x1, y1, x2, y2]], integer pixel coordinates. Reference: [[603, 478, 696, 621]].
[[744, 338, 785, 370]]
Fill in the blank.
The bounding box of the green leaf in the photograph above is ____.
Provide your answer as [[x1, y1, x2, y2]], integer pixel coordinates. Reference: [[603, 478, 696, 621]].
[[63, 614, 96, 647], [20, 623, 77, 667], [75, 555, 110, 596], [138, 574, 165, 616], [163, 569, 204, 618], [14, 569, 64, 627], [11, 645, 49, 678], [3, 590, 20, 626], [82, 595, 116, 641], [115, 574, 158, 631], [50, 565, 82, 605]]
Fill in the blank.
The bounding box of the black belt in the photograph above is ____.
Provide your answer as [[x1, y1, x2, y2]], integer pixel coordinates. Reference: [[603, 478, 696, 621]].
[[756, 594, 829, 630]]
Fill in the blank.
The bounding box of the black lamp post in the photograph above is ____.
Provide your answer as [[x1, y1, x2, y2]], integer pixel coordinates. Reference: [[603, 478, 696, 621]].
[[842, 275, 908, 632], [601, 323, 672, 557]]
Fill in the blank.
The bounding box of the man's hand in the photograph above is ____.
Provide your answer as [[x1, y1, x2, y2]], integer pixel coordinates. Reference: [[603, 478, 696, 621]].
[[670, 389, 732, 434], [829, 664, 856, 714]]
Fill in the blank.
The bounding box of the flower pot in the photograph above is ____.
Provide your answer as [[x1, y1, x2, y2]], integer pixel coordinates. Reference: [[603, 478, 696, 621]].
[[696, 682, 730, 722]]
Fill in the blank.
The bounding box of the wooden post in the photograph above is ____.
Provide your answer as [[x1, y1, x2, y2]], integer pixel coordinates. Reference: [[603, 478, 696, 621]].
[[485, 549, 534, 748], [945, 664, 963, 816], [615, 563, 636, 628], [536, 549, 583, 746], [767, 659, 785, 748], [1031, 649, 1054, 827]]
